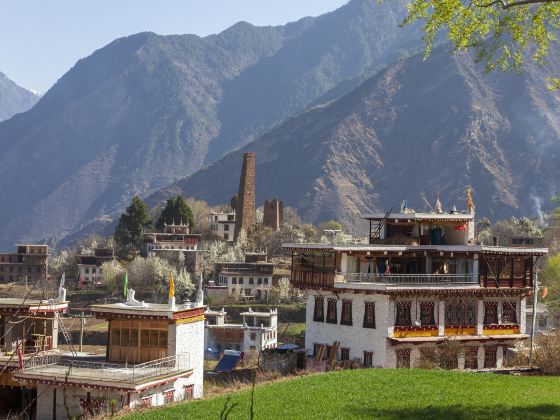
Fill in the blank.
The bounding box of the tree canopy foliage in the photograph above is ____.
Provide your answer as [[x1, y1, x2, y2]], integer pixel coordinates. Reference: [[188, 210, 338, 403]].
[[156, 195, 194, 230], [114, 196, 153, 258], [389, 0, 560, 88]]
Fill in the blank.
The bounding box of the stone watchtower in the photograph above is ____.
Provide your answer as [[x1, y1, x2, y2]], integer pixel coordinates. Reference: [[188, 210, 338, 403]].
[[234, 152, 256, 240], [263, 198, 283, 231]]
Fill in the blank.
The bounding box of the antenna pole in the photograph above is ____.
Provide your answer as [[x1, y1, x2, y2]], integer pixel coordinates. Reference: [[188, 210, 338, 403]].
[[529, 267, 538, 366]]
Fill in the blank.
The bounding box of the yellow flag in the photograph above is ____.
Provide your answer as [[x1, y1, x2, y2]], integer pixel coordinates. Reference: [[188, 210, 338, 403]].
[[467, 188, 474, 211], [169, 272, 175, 300]]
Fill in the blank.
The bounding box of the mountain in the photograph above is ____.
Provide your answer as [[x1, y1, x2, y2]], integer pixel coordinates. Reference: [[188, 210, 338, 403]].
[[0, 0, 422, 248], [0, 71, 39, 122], [148, 46, 560, 232]]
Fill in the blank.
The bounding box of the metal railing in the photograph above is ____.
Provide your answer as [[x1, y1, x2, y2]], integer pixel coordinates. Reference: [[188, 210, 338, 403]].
[[20, 353, 191, 385], [336, 273, 478, 285]]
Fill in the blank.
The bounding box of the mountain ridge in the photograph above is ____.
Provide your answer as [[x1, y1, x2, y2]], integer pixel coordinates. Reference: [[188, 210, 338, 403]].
[[145, 46, 560, 233], [0, 71, 39, 122], [0, 0, 423, 248]]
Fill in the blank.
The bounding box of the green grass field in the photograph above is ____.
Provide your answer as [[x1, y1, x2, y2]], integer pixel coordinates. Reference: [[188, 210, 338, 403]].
[[123, 369, 560, 419]]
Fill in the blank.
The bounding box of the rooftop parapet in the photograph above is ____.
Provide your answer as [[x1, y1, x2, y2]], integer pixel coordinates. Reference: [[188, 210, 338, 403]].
[[15, 353, 192, 391]]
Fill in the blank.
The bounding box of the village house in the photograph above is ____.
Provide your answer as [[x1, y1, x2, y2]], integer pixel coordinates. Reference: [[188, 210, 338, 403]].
[[143, 222, 201, 271], [0, 245, 49, 283], [284, 194, 548, 370], [76, 248, 115, 287], [210, 253, 274, 302], [209, 210, 236, 242], [0, 291, 68, 417], [15, 281, 205, 419], [204, 307, 277, 358]]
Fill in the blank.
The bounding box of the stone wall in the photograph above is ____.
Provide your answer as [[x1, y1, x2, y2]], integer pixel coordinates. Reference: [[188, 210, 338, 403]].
[[234, 152, 256, 240], [263, 198, 283, 231], [304, 291, 391, 367]]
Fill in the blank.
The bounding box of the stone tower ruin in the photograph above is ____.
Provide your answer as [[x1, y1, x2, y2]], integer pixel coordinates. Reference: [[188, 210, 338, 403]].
[[234, 152, 256, 240], [263, 198, 283, 231]]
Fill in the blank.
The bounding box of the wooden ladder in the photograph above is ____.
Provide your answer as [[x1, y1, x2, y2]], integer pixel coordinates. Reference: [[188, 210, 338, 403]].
[[58, 317, 78, 356], [370, 207, 393, 243]]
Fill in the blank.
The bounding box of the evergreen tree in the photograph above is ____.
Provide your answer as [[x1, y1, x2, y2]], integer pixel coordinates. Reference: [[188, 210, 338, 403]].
[[156, 196, 194, 230], [114, 196, 153, 257]]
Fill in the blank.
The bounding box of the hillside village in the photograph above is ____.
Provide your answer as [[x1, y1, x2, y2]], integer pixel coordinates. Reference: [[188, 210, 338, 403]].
[[0, 149, 559, 418], [1, 1, 560, 419]]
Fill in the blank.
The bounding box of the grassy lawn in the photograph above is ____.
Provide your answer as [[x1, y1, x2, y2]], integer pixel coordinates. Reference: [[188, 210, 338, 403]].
[[122, 369, 560, 419], [278, 322, 305, 341]]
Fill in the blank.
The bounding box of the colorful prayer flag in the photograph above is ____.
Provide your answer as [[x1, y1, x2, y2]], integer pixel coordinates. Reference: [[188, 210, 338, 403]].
[[169, 272, 175, 300], [123, 272, 128, 298]]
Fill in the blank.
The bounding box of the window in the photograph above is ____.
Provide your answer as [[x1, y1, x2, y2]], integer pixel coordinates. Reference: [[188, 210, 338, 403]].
[[420, 302, 435, 326], [224, 224, 229, 231], [396, 350, 411, 368], [326, 299, 338, 324], [396, 302, 412, 326], [466, 303, 476, 325], [313, 297, 324, 322], [445, 302, 476, 325], [249, 278, 254, 285], [341, 300, 353, 326], [239, 278, 244, 285], [183, 384, 194, 401], [502, 302, 517, 324], [363, 351, 373, 367], [363, 302, 376, 328], [464, 347, 479, 369], [163, 389, 175, 404], [484, 346, 497, 368], [85, 268, 89, 274], [264, 278, 269, 285], [250, 333, 256, 341], [224, 234, 229, 240], [484, 302, 498, 325], [341, 348, 350, 361]]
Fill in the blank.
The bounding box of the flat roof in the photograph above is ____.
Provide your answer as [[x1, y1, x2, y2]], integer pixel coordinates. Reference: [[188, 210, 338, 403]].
[[91, 301, 204, 318], [363, 212, 474, 222], [0, 298, 68, 312], [240, 311, 276, 317]]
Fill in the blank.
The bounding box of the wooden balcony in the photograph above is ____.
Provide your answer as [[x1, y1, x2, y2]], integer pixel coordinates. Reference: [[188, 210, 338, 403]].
[[336, 273, 478, 286], [291, 271, 335, 289]]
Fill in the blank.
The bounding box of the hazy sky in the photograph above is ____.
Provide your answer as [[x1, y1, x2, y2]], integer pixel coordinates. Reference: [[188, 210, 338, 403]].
[[0, 1, 348, 93]]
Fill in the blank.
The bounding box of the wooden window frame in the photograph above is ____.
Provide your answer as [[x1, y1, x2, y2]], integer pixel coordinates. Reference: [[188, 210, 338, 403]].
[[363, 351, 373, 367], [326, 299, 338, 324], [313, 297, 324, 322], [484, 302, 498, 325], [396, 350, 411, 368], [420, 302, 435, 326], [363, 302, 376, 329], [395, 302, 412, 327], [502, 302, 517, 324], [340, 300, 353, 326]]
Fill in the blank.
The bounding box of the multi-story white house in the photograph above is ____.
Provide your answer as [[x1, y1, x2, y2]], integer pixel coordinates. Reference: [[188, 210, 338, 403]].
[[143, 223, 201, 256], [205, 308, 277, 356], [214, 253, 274, 302], [76, 248, 115, 287], [209, 211, 236, 242], [284, 197, 547, 370]]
